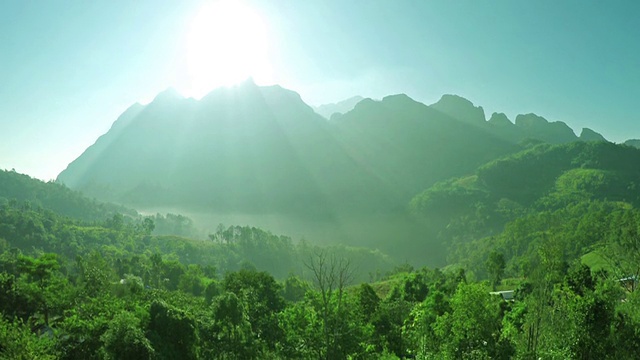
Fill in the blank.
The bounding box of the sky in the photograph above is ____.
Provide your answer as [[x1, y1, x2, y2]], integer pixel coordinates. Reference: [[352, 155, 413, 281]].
[[1, 0, 639, 181]]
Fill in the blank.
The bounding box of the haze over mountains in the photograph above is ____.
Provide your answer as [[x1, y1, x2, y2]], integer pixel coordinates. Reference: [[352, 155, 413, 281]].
[[312, 95, 364, 119], [58, 81, 613, 211], [56, 81, 624, 262]]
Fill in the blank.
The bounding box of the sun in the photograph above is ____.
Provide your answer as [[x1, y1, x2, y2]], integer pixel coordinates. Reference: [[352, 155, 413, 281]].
[[185, 0, 272, 98]]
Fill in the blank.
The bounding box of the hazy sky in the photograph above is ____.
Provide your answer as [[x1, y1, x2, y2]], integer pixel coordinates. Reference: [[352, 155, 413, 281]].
[[1, 0, 639, 180]]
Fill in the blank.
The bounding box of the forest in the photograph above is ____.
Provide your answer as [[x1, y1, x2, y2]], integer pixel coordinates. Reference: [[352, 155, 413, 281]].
[[3, 141, 640, 359]]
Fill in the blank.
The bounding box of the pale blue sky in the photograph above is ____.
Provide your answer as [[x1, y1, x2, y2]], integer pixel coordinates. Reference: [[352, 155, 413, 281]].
[[1, 0, 639, 180]]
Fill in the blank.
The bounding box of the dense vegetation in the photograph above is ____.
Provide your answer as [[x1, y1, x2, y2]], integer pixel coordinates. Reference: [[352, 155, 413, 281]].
[[3, 192, 640, 359], [0, 169, 134, 221], [6, 140, 640, 358], [0, 143, 640, 359], [411, 141, 640, 273], [56, 86, 624, 270]]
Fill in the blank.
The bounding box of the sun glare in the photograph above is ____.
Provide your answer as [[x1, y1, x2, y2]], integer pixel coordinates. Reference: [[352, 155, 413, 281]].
[[185, 0, 272, 98]]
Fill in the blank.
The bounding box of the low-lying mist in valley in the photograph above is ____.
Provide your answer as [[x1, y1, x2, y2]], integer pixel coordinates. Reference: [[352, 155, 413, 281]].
[[141, 207, 444, 267]]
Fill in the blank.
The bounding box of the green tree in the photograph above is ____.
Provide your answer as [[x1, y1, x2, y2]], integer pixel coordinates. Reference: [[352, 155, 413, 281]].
[[100, 311, 154, 360], [281, 274, 310, 303], [403, 289, 450, 358], [148, 300, 199, 360], [208, 291, 256, 359], [303, 250, 372, 359], [0, 317, 57, 360], [355, 283, 380, 323], [18, 253, 67, 325], [223, 269, 285, 351], [486, 250, 506, 290], [434, 282, 512, 359], [75, 251, 114, 298], [178, 264, 206, 296]]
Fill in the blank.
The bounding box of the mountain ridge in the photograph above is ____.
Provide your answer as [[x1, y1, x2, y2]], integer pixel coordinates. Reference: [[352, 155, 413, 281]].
[[313, 95, 364, 119], [59, 85, 618, 212]]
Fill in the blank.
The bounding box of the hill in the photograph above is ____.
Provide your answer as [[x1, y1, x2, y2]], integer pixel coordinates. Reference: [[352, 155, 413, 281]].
[[0, 168, 133, 221], [410, 141, 640, 275]]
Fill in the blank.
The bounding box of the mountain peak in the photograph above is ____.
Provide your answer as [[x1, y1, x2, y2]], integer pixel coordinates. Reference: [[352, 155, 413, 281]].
[[488, 112, 513, 127], [152, 87, 183, 103], [381, 93, 418, 106], [313, 95, 365, 119], [515, 113, 549, 127], [430, 94, 486, 124], [515, 113, 577, 143], [579, 128, 607, 142]]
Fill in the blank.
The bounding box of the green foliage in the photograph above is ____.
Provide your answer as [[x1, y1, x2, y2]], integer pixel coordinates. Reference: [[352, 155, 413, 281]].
[[281, 274, 310, 303], [100, 311, 154, 360], [486, 250, 506, 290], [433, 282, 512, 359], [148, 300, 199, 359], [5, 142, 640, 358], [208, 291, 257, 358], [355, 283, 380, 322], [223, 269, 285, 350], [0, 317, 57, 360], [278, 300, 323, 359], [0, 169, 135, 222]]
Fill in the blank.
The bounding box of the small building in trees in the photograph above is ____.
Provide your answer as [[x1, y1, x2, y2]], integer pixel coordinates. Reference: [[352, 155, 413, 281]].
[[490, 290, 515, 301]]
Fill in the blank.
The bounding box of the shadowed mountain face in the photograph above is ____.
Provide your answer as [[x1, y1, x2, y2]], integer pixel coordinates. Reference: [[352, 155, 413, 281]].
[[59, 81, 381, 216], [331, 94, 520, 205], [58, 84, 608, 264], [59, 84, 521, 216], [58, 85, 612, 215]]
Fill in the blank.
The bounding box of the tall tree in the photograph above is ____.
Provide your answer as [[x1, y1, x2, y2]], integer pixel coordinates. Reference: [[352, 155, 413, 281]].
[[486, 250, 506, 290], [304, 250, 355, 359]]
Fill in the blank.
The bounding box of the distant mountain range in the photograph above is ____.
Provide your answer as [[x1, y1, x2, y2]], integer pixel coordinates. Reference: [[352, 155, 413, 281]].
[[313, 95, 364, 119], [58, 81, 619, 216], [54, 82, 637, 263]]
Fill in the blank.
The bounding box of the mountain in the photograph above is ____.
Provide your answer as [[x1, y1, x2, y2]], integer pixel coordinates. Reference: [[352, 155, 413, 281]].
[[313, 95, 364, 119], [57, 85, 527, 264], [59, 80, 383, 216], [331, 94, 519, 205], [58, 85, 616, 264], [429, 95, 598, 144], [430, 94, 486, 125], [579, 127, 608, 142], [514, 113, 578, 143], [58, 84, 523, 216], [624, 139, 640, 148]]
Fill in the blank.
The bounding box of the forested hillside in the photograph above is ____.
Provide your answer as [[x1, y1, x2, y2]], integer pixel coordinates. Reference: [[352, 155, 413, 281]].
[[9, 86, 640, 360], [0, 169, 134, 221], [6, 139, 640, 358], [3, 186, 640, 359], [411, 141, 640, 278]]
